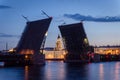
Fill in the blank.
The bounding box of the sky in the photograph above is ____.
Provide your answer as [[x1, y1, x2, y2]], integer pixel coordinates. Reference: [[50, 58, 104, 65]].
[[1, 0, 120, 50]]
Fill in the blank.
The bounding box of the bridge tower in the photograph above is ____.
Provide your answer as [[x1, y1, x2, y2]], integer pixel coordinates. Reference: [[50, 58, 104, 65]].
[[16, 17, 52, 65], [59, 22, 90, 63]]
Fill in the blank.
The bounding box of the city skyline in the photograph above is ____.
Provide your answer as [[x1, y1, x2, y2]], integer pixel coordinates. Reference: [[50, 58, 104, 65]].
[[1, 0, 120, 50]]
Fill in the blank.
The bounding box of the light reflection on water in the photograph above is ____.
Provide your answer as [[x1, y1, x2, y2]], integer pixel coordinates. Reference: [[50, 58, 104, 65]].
[[99, 64, 104, 80], [0, 61, 120, 80], [114, 62, 120, 80]]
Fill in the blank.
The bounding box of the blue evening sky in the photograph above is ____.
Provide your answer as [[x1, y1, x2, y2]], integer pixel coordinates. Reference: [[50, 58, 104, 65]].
[[0, 0, 120, 50]]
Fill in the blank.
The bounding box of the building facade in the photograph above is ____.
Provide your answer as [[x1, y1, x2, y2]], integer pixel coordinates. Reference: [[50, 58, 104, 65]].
[[94, 46, 120, 55], [43, 35, 66, 60]]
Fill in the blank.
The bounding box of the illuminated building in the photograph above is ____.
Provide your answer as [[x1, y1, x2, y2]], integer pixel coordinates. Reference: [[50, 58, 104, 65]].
[[43, 35, 66, 60], [94, 46, 120, 55], [54, 34, 63, 51], [59, 22, 90, 62], [43, 48, 66, 60]]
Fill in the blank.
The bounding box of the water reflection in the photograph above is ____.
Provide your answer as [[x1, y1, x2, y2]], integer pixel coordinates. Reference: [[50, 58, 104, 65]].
[[24, 61, 89, 80], [99, 64, 104, 80], [24, 65, 45, 80], [114, 62, 120, 80], [24, 66, 28, 80], [0, 67, 24, 80], [44, 61, 66, 80], [1, 61, 120, 80], [65, 63, 89, 80]]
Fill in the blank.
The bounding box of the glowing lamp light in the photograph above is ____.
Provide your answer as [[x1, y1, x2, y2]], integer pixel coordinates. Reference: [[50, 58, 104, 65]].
[[63, 52, 66, 55], [48, 54, 53, 59], [9, 49, 13, 52], [45, 32, 48, 36], [84, 38, 88, 44], [20, 49, 34, 54], [8, 48, 15, 52], [25, 55, 28, 59]]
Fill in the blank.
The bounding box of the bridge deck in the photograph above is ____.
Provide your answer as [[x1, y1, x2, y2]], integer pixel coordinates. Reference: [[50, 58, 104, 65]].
[[0, 53, 32, 66]]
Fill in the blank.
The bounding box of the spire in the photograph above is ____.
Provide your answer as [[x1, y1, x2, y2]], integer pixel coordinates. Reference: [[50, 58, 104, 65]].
[[6, 42, 8, 51], [55, 34, 63, 51]]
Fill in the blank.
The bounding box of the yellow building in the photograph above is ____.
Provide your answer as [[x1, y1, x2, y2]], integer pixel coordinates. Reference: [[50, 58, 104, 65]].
[[43, 35, 66, 60], [43, 49, 66, 60], [94, 46, 120, 55]]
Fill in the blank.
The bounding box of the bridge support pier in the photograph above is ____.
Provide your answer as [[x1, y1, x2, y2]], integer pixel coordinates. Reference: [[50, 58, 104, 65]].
[[32, 53, 45, 65], [64, 53, 89, 63], [0, 53, 45, 66]]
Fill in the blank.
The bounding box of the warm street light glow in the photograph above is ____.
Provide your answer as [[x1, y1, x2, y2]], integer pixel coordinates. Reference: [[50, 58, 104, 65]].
[[9, 48, 14, 52], [20, 49, 34, 54], [84, 38, 88, 44], [25, 55, 28, 59], [45, 32, 48, 36], [94, 47, 120, 55]]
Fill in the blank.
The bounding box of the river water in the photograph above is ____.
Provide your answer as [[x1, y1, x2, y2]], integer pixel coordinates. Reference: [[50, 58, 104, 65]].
[[0, 61, 120, 80]]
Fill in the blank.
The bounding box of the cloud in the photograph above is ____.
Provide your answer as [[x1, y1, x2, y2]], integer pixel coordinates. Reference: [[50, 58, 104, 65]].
[[0, 33, 20, 38], [64, 13, 120, 22], [0, 5, 11, 9]]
